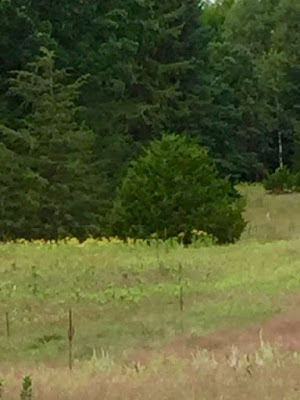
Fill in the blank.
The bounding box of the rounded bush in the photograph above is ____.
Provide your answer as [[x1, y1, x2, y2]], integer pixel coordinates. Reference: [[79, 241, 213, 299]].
[[263, 166, 297, 194], [109, 133, 246, 244]]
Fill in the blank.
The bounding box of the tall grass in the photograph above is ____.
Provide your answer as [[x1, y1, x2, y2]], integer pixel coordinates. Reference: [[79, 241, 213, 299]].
[[240, 184, 300, 242], [1, 346, 300, 400]]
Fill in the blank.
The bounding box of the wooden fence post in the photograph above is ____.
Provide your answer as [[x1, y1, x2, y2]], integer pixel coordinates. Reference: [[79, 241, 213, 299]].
[[68, 308, 75, 371]]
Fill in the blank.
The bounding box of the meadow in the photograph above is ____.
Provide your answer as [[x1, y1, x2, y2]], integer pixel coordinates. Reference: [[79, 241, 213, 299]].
[[1, 184, 300, 399]]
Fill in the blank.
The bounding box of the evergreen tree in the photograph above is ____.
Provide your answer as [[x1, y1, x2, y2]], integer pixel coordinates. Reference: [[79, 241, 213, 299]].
[[1, 0, 298, 220], [110, 133, 246, 243], [76, 0, 209, 142], [0, 48, 101, 240], [1, 0, 211, 202], [200, 0, 300, 180], [0, 0, 55, 124], [142, 0, 210, 138], [0, 137, 39, 240]]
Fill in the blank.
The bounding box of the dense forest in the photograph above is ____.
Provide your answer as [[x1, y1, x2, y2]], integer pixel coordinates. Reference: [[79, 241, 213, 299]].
[[0, 0, 299, 240]]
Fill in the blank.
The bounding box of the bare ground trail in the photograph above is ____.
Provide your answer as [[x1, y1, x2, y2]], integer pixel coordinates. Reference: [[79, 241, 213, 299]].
[[131, 294, 300, 365]]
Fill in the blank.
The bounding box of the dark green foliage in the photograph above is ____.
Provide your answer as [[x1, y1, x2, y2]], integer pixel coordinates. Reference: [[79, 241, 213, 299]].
[[0, 0, 299, 240], [28, 0, 207, 207], [0, 0, 212, 241], [0, 139, 39, 240], [0, 0, 56, 125], [263, 167, 300, 194], [0, 48, 101, 240], [20, 376, 32, 400], [201, 0, 300, 180], [1, 0, 206, 142], [0, 377, 3, 399], [110, 134, 246, 244]]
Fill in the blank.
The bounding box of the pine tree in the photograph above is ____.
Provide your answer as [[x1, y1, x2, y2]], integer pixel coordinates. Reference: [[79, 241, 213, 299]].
[[59, 0, 208, 142], [118, 0, 209, 141], [0, 48, 101, 240], [0, 0, 55, 125], [0, 136, 39, 240]]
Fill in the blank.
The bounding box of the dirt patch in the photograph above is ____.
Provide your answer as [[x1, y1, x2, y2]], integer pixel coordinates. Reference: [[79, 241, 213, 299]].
[[166, 312, 300, 357], [130, 296, 300, 365]]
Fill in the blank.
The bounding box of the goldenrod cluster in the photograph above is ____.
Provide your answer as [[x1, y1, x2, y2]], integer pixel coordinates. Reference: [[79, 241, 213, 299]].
[[2, 230, 210, 246]]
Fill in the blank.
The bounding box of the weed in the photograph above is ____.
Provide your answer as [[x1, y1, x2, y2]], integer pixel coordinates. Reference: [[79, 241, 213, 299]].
[[37, 334, 63, 344], [28, 265, 41, 296], [0, 378, 4, 399], [20, 376, 32, 400], [178, 263, 184, 312]]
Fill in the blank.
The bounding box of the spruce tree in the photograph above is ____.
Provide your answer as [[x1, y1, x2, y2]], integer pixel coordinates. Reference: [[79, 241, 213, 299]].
[[0, 48, 101, 240], [0, 136, 39, 240]]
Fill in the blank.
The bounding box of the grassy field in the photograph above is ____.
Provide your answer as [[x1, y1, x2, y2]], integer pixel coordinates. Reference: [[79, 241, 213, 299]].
[[1, 184, 300, 398], [240, 183, 300, 242]]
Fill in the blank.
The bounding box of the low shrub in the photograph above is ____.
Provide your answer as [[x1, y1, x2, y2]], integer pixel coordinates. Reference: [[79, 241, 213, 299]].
[[109, 133, 246, 244], [263, 167, 300, 194]]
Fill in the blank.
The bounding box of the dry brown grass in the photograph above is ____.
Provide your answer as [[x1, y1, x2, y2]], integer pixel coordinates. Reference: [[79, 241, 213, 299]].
[[1, 346, 300, 400]]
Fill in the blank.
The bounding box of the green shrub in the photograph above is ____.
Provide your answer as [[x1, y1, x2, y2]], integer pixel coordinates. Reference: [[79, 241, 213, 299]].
[[293, 173, 300, 193], [263, 167, 297, 194], [109, 133, 246, 244], [20, 376, 32, 400], [0, 378, 4, 399]]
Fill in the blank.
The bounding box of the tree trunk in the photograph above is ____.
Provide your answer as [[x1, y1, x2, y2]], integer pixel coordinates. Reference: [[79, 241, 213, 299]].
[[278, 129, 283, 168]]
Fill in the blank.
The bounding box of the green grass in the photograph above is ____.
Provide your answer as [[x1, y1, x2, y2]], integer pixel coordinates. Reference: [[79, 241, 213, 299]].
[[1, 184, 300, 366], [240, 183, 300, 242]]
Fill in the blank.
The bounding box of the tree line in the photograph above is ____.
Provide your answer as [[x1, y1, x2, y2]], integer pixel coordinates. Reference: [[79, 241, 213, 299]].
[[0, 0, 299, 240]]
